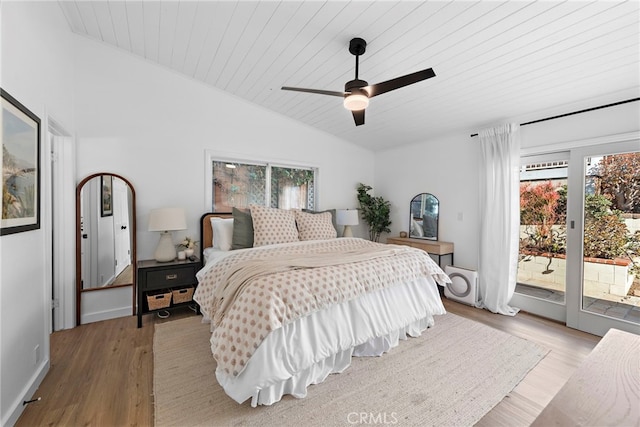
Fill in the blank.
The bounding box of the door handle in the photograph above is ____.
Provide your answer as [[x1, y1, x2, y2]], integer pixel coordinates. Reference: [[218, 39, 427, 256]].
[[121, 225, 127, 230]]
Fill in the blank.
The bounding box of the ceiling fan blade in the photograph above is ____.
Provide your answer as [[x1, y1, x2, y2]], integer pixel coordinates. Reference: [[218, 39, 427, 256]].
[[281, 86, 346, 97], [364, 68, 435, 98], [352, 109, 365, 126]]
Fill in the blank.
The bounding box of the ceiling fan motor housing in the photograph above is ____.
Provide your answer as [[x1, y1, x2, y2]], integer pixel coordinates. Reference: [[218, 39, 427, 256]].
[[345, 79, 369, 95]]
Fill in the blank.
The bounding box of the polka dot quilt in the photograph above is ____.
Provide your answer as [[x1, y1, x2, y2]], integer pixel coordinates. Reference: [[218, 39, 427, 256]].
[[194, 238, 449, 377]]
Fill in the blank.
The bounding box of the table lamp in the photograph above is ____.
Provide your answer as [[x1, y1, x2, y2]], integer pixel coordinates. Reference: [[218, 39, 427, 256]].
[[336, 209, 359, 238], [148, 207, 187, 262]]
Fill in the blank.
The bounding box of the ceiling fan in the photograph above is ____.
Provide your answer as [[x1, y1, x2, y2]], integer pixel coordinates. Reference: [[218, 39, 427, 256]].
[[281, 37, 435, 126]]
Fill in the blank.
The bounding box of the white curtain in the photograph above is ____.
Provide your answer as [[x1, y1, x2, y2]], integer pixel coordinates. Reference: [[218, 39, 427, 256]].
[[478, 123, 520, 316]]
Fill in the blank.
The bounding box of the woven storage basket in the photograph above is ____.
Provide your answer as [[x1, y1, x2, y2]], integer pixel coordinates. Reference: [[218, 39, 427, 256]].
[[147, 290, 172, 310], [172, 287, 194, 304]]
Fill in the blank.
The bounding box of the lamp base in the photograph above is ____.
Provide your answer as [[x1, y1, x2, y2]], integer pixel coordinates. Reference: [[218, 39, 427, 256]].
[[154, 231, 176, 262], [342, 225, 354, 238]]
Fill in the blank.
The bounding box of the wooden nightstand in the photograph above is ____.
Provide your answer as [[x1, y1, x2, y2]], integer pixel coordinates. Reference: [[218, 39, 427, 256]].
[[136, 257, 201, 328], [386, 236, 454, 268]]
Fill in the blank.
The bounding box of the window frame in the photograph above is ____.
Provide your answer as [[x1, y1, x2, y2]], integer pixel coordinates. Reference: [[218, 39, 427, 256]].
[[204, 151, 319, 212]]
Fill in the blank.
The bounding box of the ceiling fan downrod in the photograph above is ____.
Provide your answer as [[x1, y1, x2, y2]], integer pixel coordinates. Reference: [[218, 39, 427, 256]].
[[349, 37, 367, 81]]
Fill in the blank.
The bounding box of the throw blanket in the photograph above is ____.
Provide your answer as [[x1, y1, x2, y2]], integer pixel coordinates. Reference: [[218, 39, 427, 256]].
[[212, 246, 417, 328], [194, 238, 450, 377]]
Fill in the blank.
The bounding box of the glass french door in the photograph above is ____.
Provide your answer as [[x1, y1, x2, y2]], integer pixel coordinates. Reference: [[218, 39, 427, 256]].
[[513, 152, 569, 323], [513, 138, 640, 336], [566, 142, 640, 336]]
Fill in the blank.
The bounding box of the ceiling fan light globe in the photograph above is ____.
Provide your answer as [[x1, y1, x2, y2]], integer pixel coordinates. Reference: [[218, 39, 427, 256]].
[[343, 94, 369, 111]]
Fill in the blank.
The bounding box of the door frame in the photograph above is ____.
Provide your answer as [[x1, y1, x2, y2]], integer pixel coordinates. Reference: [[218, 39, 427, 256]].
[[514, 131, 640, 336], [565, 138, 640, 336], [48, 115, 75, 331], [511, 150, 570, 323]]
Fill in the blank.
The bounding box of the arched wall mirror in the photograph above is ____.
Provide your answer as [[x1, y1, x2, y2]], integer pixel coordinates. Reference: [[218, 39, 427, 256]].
[[76, 173, 136, 325], [409, 193, 439, 241]]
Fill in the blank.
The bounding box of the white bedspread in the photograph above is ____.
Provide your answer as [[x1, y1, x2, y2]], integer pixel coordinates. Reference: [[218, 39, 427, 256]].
[[195, 238, 447, 406], [218, 275, 445, 406]]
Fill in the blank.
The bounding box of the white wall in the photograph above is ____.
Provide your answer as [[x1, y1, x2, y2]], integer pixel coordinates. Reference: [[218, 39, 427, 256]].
[[71, 36, 375, 317], [0, 2, 75, 425], [375, 131, 480, 270], [374, 99, 640, 272]]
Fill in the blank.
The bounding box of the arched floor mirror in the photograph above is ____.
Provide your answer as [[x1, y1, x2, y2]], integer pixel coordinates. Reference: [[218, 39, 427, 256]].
[[76, 172, 136, 325]]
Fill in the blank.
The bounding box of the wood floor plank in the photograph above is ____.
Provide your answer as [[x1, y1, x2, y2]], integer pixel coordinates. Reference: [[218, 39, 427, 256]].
[[16, 301, 600, 426]]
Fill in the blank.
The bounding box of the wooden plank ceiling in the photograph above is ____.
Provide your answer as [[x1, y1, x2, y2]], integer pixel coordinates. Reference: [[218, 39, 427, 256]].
[[58, 1, 639, 151]]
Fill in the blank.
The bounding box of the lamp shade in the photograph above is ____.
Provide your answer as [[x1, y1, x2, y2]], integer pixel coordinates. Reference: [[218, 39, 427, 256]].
[[148, 208, 187, 232], [336, 209, 359, 226], [336, 209, 359, 238]]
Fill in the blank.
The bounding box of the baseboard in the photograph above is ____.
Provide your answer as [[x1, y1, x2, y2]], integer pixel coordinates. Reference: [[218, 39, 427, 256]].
[[2, 358, 50, 427], [81, 306, 132, 324]]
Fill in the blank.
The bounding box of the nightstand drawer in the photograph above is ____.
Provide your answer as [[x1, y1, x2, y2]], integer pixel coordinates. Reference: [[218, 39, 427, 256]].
[[145, 265, 197, 288], [137, 257, 201, 328]]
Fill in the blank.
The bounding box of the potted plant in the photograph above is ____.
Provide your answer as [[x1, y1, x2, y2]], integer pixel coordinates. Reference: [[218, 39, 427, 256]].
[[356, 183, 392, 242], [177, 236, 198, 257]]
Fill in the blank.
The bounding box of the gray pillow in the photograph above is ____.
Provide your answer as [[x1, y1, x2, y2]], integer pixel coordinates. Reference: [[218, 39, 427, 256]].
[[231, 207, 254, 250], [303, 209, 338, 234]]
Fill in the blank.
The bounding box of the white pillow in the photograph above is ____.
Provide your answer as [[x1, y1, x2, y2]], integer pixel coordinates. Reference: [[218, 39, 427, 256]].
[[410, 218, 424, 237], [210, 217, 234, 251]]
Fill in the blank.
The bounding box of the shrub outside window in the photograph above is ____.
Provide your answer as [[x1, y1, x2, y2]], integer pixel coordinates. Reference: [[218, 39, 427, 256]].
[[211, 161, 315, 212]]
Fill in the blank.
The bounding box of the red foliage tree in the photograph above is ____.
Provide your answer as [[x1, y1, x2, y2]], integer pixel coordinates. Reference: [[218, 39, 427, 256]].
[[520, 182, 565, 254]]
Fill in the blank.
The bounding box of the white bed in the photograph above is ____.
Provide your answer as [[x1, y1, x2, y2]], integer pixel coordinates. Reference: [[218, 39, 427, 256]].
[[194, 210, 448, 407]]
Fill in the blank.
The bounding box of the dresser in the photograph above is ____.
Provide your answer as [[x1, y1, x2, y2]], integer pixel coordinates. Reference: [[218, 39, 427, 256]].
[[386, 236, 454, 268], [136, 257, 200, 328]]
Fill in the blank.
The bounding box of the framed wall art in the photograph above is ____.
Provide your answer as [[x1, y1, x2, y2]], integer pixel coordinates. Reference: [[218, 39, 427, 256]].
[[1, 89, 41, 236], [101, 175, 113, 217]]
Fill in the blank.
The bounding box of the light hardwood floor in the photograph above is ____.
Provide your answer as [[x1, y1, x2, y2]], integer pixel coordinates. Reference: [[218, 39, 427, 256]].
[[16, 300, 600, 427]]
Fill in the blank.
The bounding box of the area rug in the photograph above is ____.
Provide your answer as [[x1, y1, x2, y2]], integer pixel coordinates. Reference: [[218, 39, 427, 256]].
[[153, 312, 547, 427]]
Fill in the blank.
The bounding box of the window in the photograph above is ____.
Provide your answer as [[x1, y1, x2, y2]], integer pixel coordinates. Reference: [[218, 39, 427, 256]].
[[210, 160, 316, 212]]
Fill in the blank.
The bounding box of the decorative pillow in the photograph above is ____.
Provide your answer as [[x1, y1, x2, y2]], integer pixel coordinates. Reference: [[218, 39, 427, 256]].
[[231, 207, 254, 250], [210, 217, 234, 251], [250, 205, 299, 247], [303, 208, 338, 234], [295, 210, 337, 241]]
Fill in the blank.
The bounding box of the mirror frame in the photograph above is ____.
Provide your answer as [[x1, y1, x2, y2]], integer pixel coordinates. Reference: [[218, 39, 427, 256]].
[[409, 192, 439, 241], [75, 172, 136, 326]]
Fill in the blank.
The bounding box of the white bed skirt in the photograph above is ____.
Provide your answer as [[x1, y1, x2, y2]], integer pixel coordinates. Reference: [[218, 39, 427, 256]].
[[213, 276, 446, 407]]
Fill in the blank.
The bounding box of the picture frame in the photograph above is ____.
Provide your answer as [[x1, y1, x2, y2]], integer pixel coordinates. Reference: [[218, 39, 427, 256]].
[[101, 175, 113, 217], [1, 89, 41, 236]]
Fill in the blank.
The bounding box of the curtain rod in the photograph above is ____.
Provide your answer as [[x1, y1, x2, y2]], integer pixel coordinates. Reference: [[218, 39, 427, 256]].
[[469, 97, 640, 138]]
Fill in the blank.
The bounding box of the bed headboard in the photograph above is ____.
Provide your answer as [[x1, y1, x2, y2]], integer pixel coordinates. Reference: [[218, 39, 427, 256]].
[[199, 212, 233, 260]]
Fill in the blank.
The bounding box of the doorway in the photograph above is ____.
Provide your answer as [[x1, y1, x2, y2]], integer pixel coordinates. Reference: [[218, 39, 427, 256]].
[[513, 136, 640, 336], [48, 117, 75, 331]]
